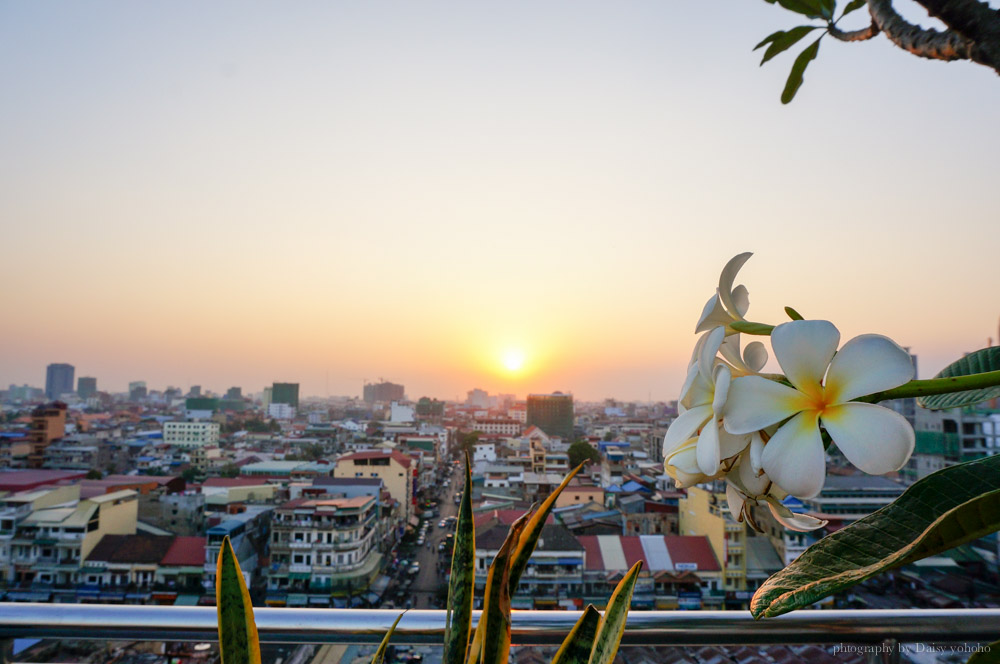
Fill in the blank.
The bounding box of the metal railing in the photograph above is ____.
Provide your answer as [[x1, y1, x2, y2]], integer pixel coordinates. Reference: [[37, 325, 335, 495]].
[[0, 604, 997, 647]]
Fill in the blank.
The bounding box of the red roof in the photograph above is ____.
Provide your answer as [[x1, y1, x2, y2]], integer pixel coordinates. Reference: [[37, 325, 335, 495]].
[[578, 536, 604, 571], [338, 450, 412, 468], [203, 477, 273, 488], [663, 536, 721, 572], [0, 470, 89, 492], [620, 536, 648, 569], [474, 509, 553, 528], [160, 536, 206, 566]]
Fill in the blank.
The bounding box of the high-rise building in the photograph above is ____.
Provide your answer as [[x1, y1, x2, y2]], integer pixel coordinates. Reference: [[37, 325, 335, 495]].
[[363, 381, 404, 404], [225, 386, 242, 400], [526, 392, 574, 440], [28, 402, 68, 467], [45, 364, 75, 400], [128, 381, 148, 401], [188, 385, 202, 398], [271, 382, 299, 408], [77, 377, 98, 399]]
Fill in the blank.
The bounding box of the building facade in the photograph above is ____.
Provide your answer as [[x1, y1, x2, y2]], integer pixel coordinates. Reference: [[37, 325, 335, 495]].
[[526, 393, 574, 440], [45, 364, 74, 400]]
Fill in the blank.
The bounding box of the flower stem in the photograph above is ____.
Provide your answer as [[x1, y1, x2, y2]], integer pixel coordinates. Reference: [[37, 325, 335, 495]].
[[858, 370, 1000, 403]]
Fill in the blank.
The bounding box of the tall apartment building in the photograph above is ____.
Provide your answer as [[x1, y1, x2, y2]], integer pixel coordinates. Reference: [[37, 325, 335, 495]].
[[334, 450, 414, 525], [27, 403, 68, 468], [163, 421, 221, 448], [271, 382, 300, 408], [45, 364, 74, 400], [76, 377, 98, 399], [678, 486, 747, 606], [363, 381, 404, 404], [128, 381, 148, 401], [526, 392, 574, 440]]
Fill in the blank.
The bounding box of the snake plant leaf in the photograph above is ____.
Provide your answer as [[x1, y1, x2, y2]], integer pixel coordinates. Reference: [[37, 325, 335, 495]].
[[588, 561, 642, 664], [917, 347, 1000, 410], [509, 462, 586, 592], [470, 511, 530, 664], [551, 605, 601, 664], [966, 640, 1000, 663], [370, 612, 406, 664], [216, 535, 261, 664], [751, 455, 1000, 618], [444, 453, 476, 664]]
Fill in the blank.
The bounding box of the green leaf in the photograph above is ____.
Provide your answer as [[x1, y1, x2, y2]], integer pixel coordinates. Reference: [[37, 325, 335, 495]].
[[370, 612, 406, 664], [216, 535, 261, 664], [776, 0, 826, 19], [444, 453, 476, 664], [917, 347, 1000, 410], [784, 306, 804, 321], [781, 37, 821, 104], [509, 462, 585, 592], [551, 605, 602, 664], [841, 0, 867, 18], [755, 29, 788, 51], [759, 26, 821, 65], [588, 562, 643, 664], [966, 640, 1000, 663], [818, 0, 836, 19], [478, 512, 530, 664], [729, 320, 775, 335], [751, 455, 1000, 618]]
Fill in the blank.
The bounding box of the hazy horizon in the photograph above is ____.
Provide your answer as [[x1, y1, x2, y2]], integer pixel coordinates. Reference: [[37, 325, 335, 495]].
[[3, 2, 998, 403]]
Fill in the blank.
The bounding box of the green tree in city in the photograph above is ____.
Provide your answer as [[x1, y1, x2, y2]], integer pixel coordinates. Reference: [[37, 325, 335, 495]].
[[567, 440, 601, 468]]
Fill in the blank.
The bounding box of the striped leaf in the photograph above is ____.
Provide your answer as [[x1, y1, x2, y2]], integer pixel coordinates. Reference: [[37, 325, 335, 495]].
[[370, 612, 406, 664], [917, 347, 1000, 410], [444, 453, 476, 664], [509, 462, 586, 593], [470, 511, 530, 664], [551, 605, 601, 664], [966, 639, 1000, 663], [752, 455, 1000, 618], [216, 535, 261, 664], [588, 561, 642, 664]]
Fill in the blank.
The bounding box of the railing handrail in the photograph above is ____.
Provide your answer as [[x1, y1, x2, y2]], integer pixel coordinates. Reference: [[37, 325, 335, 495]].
[[0, 604, 998, 645]]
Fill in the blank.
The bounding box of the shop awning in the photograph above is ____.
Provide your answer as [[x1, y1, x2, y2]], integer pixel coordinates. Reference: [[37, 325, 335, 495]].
[[287, 594, 309, 607], [289, 572, 311, 580]]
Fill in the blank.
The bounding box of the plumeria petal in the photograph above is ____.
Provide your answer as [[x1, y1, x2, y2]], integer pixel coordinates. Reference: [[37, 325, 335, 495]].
[[679, 364, 713, 410], [718, 425, 750, 462], [718, 252, 752, 318], [723, 375, 808, 435], [726, 484, 745, 522], [821, 403, 915, 474], [737, 452, 770, 496], [730, 284, 750, 318], [696, 416, 722, 476], [761, 410, 826, 498], [719, 334, 749, 373], [695, 294, 733, 333], [763, 496, 829, 532], [698, 326, 725, 382], [712, 364, 731, 414], [743, 341, 768, 373], [665, 437, 702, 475], [770, 320, 840, 397], [825, 334, 915, 403], [663, 405, 713, 454], [749, 431, 765, 474]]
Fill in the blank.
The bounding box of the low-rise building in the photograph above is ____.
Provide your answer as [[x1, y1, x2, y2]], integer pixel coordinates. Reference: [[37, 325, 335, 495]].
[[163, 421, 220, 448]]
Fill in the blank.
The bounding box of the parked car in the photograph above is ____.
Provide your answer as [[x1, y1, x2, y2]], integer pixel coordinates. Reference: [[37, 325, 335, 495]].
[[408, 562, 420, 575]]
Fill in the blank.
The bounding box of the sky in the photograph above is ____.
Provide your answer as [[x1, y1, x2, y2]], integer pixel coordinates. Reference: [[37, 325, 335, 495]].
[[1, 1, 998, 402]]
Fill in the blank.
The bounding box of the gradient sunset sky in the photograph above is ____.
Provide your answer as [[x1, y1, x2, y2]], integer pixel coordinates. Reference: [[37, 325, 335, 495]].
[[2, 2, 997, 402]]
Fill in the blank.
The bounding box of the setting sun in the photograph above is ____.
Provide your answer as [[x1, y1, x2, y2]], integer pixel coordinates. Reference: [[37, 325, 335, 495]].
[[502, 349, 525, 372]]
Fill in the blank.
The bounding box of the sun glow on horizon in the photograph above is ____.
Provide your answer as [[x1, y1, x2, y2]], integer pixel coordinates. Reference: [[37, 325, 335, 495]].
[[502, 349, 525, 373]]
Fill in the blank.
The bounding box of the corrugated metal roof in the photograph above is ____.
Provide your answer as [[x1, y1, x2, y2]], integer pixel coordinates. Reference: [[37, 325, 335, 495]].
[[639, 535, 673, 571], [597, 534, 627, 570]]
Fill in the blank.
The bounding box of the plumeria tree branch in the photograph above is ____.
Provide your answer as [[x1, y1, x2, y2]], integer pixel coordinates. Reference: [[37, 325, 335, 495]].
[[828, 20, 880, 41], [867, 0, 978, 63], [911, 0, 1000, 71]]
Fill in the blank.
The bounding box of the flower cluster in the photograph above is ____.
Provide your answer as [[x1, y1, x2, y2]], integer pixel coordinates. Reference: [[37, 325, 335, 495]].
[[663, 253, 916, 532]]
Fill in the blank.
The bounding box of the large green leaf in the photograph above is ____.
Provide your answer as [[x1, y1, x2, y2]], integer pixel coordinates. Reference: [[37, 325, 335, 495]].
[[588, 562, 642, 664], [841, 0, 867, 17], [776, 0, 827, 19], [758, 26, 822, 65], [509, 462, 585, 592], [216, 535, 261, 664], [477, 512, 530, 664], [370, 612, 406, 664], [444, 453, 476, 664], [752, 455, 1000, 618], [551, 606, 601, 664], [781, 37, 821, 104], [967, 640, 1000, 664], [917, 347, 1000, 410]]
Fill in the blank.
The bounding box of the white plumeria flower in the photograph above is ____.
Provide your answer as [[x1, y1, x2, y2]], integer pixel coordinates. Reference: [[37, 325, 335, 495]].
[[667, 327, 750, 476], [725, 448, 828, 532], [724, 319, 915, 499], [663, 436, 716, 488], [695, 252, 753, 334]]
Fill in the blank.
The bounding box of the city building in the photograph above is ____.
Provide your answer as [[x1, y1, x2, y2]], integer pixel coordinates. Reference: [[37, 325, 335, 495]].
[[268, 403, 296, 420], [363, 381, 404, 405], [271, 383, 300, 409], [27, 403, 68, 468], [76, 377, 97, 399], [526, 393, 574, 440], [225, 387, 242, 400], [163, 421, 221, 448], [678, 486, 747, 605], [45, 364, 74, 400], [128, 381, 147, 401], [334, 450, 415, 525], [474, 419, 522, 436]]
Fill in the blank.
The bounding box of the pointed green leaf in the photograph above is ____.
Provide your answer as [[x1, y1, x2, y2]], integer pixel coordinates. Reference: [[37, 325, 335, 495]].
[[917, 347, 1000, 410], [444, 454, 476, 664], [751, 455, 1000, 618], [776, 0, 826, 19], [841, 0, 867, 18], [478, 512, 530, 664], [588, 562, 642, 664], [781, 37, 821, 104], [551, 606, 601, 664], [509, 462, 586, 592], [818, 0, 836, 19], [729, 321, 775, 336], [216, 535, 261, 664], [370, 612, 407, 664], [760, 26, 822, 65], [755, 29, 789, 51], [784, 306, 804, 321], [966, 640, 1000, 663]]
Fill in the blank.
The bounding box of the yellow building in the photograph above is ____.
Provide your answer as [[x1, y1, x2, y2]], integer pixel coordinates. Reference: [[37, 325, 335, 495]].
[[678, 486, 747, 604], [333, 450, 414, 525]]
